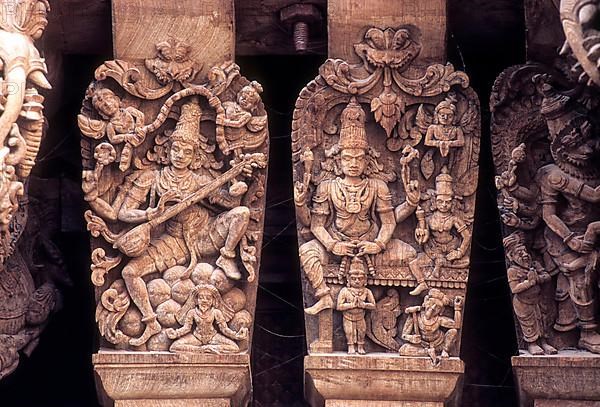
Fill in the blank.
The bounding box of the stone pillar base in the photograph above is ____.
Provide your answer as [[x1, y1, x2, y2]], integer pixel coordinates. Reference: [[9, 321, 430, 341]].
[[304, 354, 464, 406], [93, 351, 251, 407], [512, 351, 600, 407]]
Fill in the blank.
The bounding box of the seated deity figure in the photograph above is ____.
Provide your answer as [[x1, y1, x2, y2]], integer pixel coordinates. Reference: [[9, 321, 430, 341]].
[[165, 284, 248, 354], [400, 289, 463, 364], [299, 98, 419, 315], [117, 99, 255, 346], [408, 167, 471, 296]]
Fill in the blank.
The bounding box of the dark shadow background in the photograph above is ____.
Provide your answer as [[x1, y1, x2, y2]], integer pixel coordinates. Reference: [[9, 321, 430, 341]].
[[0, 0, 527, 405]]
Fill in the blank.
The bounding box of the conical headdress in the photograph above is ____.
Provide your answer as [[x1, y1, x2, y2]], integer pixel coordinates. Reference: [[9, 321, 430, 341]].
[[435, 166, 454, 197], [171, 98, 202, 149], [339, 97, 368, 150]]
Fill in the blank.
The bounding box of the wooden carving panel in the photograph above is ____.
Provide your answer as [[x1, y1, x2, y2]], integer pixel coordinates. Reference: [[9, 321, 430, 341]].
[[492, 62, 600, 355], [79, 40, 269, 354], [292, 26, 480, 360]]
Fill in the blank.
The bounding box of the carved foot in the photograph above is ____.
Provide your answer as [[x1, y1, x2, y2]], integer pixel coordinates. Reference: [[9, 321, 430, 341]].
[[347, 344, 356, 354], [357, 344, 366, 355], [216, 255, 242, 280], [304, 294, 333, 315], [129, 320, 161, 347], [579, 330, 600, 353], [540, 340, 558, 355], [527, 342, 544, 356], [409, 282, 429, 296]]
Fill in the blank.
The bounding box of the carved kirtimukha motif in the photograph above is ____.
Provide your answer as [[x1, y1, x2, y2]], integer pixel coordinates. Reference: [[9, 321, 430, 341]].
[[292, 26, 480, 358], [0, 0, 65, 379], [492, 64, 600, 354], [79, 39, 268, 353]]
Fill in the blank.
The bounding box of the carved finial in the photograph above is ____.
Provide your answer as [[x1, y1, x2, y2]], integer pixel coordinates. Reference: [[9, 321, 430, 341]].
[[339, 97, 368, 150]]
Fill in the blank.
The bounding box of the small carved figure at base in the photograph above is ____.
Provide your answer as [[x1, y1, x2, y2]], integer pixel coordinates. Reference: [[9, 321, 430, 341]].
[[399, 289, 463, 365], [504, 232, 557, 356], [336, 258, 376, 355], [165, 284, 248, 354]]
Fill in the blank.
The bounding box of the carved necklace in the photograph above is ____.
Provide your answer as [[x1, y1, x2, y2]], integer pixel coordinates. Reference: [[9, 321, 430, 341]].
[[157, 166, 197, 197], [336, 178, 369, 214]]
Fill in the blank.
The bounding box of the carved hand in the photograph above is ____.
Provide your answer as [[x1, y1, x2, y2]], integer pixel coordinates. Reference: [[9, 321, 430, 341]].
[[81, 170, 99, 199], [454, 296, 464, 309], [229, 181, 248, 197], [405, 180, 421, 206], [415, 227, 429, 244], [357, 241, 381, 256], [147, 190, 181, 220], [294, 181, 309, 206], [500, 211, 520, 227], [235, 327, 249, 340], [408, 334, 422, 344], [165, 328, 179, 339], [446, 249, 462, 261], [332, 241, 356, 257], [567, 236, 593, 253], [527, 269, 538, 286]]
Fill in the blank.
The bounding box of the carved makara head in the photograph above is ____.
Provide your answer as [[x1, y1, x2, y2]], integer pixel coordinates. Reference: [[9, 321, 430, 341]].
[[339, 97, 368, 151], [0, 0, 49, 39], [354, 27, 422, 71], [434, 166, 454, 212]]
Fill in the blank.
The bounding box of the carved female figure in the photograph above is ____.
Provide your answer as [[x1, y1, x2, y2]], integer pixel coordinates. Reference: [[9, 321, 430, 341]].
[[165, 284, 248, 354], [409, 167, 471, 295], [116, 99, 254, 346], [336, 258, 376, 354]]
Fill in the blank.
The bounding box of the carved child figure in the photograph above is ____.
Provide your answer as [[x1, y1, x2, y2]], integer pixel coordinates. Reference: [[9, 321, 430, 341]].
[[217, 81, 268, 157], [409, 167, 471, 295], [400, 289, 463, 364], [165, 284, 248, 354], [504, 231, 557, 356], [424, 96, 465, 159], [336, 258, 376, 354], [80, 88, 146, 171]]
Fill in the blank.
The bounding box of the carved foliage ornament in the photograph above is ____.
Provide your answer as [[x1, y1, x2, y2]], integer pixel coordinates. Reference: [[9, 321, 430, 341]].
[[0, 0, 64, 379], [292, 26, 479, 360], [79, 39, 268, 353], [492, 63, 600, 355]]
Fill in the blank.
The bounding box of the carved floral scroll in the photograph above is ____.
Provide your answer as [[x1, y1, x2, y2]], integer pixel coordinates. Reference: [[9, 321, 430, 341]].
[[292, 26, 480, 360], [79, 39, 268, 354]]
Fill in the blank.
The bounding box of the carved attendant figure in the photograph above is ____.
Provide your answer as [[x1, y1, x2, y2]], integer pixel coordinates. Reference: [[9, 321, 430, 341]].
[[409, 167, 471, 295], [299, 98, 418, 315], [504, 232, 557, 355], [165, 284, 248, 354], [117, 99, 254, 346], [400, 289, 463, 364], [336, 258, 376, 354], [424, 96, 465, 159]]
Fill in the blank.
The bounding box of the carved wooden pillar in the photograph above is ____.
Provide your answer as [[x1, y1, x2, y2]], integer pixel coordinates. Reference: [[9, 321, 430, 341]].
[[80, 2, 268, 406], [0, 0, 65, 380], [492, 1, 600, 406], [292, 1, 480, 405]]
